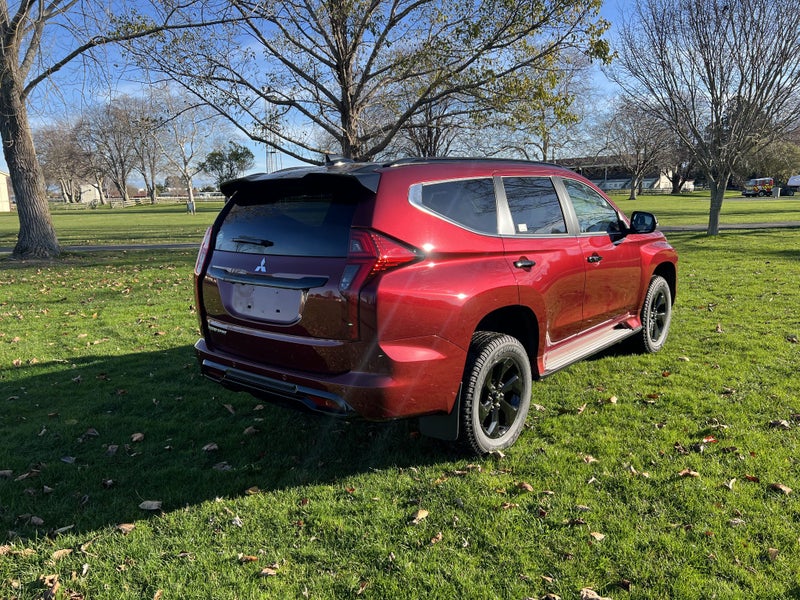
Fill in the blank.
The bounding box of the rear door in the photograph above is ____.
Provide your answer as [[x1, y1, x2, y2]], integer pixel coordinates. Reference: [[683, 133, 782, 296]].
[[498, 176, 586, 342], [200, 174, 372, 373]]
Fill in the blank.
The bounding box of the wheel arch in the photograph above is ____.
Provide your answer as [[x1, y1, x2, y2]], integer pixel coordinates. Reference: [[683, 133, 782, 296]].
[[652, 261, 677, 305], [474, 305, 540, 376]]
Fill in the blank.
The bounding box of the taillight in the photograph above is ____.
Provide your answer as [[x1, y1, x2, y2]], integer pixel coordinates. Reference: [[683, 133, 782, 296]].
[[195, 227, 213, 276], [340, 229, 419, 340], [340, 229, 419, 292]]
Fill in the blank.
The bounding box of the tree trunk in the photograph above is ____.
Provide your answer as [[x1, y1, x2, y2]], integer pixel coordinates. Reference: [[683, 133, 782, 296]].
[[707, 178, 728, 236], [0, 76, 60, 258], [629, 175, 638, 200]]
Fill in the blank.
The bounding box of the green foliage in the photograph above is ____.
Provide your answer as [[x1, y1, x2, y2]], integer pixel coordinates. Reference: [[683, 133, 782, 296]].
[[199, 141, 255, 188], [129, 0, 611, 162]]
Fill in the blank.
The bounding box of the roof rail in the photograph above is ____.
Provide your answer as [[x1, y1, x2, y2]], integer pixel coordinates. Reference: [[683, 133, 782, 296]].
[[383, 156, 564, 169]]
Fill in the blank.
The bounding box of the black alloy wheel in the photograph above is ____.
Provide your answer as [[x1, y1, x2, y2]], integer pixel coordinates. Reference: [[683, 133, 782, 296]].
[[639, 275, 672, 353], [461, 332, 532, 454]]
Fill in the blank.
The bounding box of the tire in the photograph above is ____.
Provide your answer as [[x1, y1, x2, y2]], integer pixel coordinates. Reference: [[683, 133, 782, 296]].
[[638, 275, 672, 353], [460, 332, 532, 454]]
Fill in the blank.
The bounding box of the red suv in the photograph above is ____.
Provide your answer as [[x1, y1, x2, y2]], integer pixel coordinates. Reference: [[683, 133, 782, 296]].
[[194, 158, 677, 454]]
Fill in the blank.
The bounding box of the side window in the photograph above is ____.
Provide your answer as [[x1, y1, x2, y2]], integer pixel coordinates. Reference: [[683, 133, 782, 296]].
[[502, 177, 566, 234], [419, 178, 498, 233], [563, 179, 621, 234]]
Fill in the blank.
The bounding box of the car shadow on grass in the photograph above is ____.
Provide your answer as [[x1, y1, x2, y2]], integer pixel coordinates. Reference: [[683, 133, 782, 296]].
[[0, 346, 456, 538]]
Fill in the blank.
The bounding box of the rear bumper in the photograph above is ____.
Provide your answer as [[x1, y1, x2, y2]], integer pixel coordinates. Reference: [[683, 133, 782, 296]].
[[201, 358, 357, 416], [194, 337, 464, 420]]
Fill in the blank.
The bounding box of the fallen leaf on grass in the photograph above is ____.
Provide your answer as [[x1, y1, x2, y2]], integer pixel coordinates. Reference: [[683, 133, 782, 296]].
[[769, 419, 791, 430], [139, 500, 162, 511], [678, 468, 700, 478], [257, 565, 279, 577], [517, 482, 534, 492], [728, 518, 746, 527], [580, 588, 612, 600], [769, 483, 792, 495], [723, 478, 736, 491], [40, 574, 59, 599], [430, 532, 443, 545], [116, 523, 135, 535], [409, 509, 429, 525], [238, 554, 258, 564], [356, 580, 369, 595], [130, 433, 145, 443], [52, 548, 73, 561], [243, 426, 259, 436], [582, 454, 599, 464], [767, 548, 780, 562], [590, 532, 605, 542], [202, 443, 219, 452]]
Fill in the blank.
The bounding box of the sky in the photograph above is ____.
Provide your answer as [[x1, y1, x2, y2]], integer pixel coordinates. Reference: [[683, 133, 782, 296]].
[[5, 0, 625, 180]]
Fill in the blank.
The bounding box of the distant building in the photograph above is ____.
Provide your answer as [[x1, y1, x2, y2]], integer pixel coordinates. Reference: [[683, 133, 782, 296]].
[[556, 156, 694, 193], [80, 184, 101, 203], [0, 171, 10, 212]]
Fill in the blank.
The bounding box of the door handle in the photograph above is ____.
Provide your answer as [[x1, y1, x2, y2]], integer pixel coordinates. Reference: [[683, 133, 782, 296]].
[[587, 253, 603, 263], [513, 258, 536, 269]]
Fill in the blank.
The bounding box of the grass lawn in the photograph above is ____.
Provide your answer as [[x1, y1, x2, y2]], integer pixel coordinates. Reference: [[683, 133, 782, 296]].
[[0, 208, 799, 597], [0, 203, 223, 249]]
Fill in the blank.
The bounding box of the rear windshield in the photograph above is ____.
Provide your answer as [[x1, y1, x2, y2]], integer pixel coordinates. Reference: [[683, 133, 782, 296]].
[[215, 180, 366, 257]]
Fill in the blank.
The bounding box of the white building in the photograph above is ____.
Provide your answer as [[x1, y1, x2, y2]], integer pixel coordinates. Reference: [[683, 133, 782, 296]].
[[0, 171, 10, 212]]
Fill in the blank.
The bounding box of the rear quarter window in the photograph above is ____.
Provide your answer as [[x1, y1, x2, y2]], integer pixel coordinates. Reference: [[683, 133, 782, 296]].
[[415, 178, 498, 233]]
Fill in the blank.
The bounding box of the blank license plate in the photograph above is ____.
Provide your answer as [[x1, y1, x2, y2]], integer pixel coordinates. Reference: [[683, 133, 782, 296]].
[[231, 284, 303, 324]]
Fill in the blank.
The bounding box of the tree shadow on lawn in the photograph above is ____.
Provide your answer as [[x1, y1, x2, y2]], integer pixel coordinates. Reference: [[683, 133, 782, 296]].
[[0, 346, 453, 539]]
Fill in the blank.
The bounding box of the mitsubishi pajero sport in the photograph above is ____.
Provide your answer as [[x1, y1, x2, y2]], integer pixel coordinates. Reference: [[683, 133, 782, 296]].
[[194, 158, 677, 454]]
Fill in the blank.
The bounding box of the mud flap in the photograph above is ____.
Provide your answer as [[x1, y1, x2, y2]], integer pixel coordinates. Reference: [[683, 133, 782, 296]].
[[417, 384, 461, 441]]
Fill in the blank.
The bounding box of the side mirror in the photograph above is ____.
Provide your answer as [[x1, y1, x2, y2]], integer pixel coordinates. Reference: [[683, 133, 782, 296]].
[[630, 211, 658, 234]]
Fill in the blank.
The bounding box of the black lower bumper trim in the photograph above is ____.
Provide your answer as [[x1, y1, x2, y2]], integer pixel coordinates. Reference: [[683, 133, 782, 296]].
[[201, 359, 354, 416]]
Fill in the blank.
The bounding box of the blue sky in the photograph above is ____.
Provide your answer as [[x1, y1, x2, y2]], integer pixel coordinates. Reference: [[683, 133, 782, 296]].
[[6, 1, 623, 179]]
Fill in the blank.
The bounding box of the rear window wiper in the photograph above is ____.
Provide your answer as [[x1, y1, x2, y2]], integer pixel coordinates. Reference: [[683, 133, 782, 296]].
[[232, 236, 275, 247]]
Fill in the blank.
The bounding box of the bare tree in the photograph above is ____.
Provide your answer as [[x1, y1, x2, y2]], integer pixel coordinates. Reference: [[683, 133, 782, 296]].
[[154, 89, 222, 207], [603, 98, 672, 199], [126, 96, 167, 205], [77, 100, 139, 205], [0, 1, 233, 258], [35, 122, 90, 203], [612, 0, 800, 234], [126, 0, 611, 164]]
